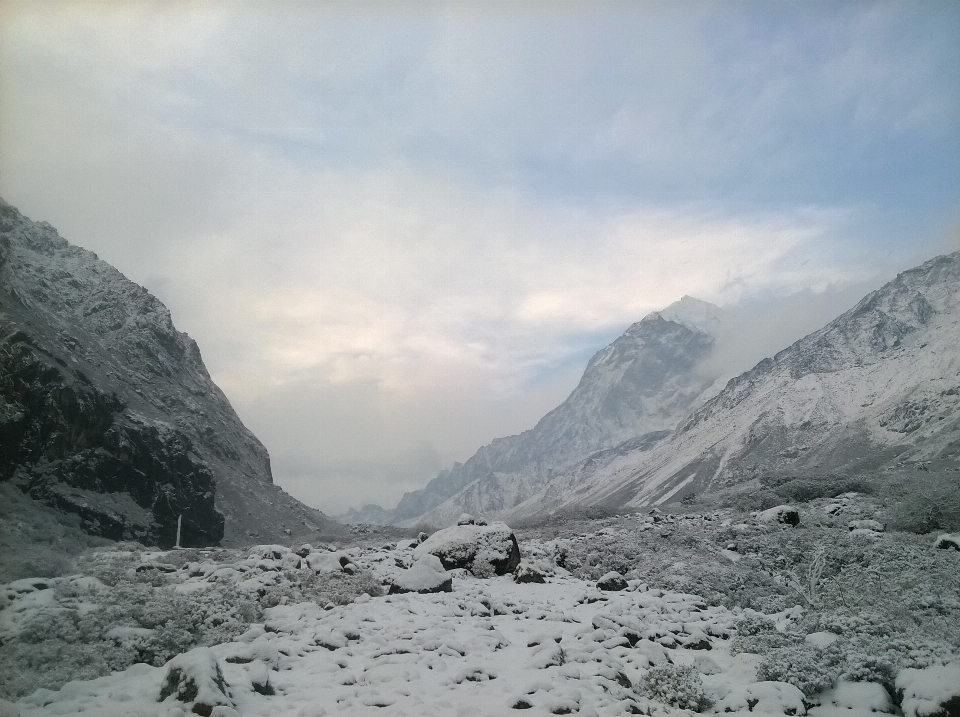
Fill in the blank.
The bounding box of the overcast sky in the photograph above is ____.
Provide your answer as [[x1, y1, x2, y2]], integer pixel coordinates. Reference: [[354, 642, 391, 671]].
[[2, 1, 958, 514]]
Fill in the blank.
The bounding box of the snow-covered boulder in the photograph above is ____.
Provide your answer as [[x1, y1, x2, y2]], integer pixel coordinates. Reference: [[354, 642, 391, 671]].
[[158, 647, 233, 716], [896, 663, 960, 717], [933, 534, 960, 551], [597, 571, 628, 591], [389, 554, 453, 594], [758, 505, 800, 526], [514, 562, 546, 584], [413, 522, 521, 576], [457, 513, 476, 525], [305, 552, 343, 574]]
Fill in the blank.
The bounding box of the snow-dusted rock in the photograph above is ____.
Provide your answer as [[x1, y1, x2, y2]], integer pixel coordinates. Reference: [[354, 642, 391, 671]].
[[388, 554, 453, 594], [305, 552, 343, 574], [158, 647, 233, 716], [596, 571, 628, 591], [457, 513, 476, 525], [896, 663, 960, 717], [758, 505, 800, 526], [933, 534, 960, 551], [848, 519, 884, 532], [810, 679, 895, 717], [514, 562, 546, 584], [413, 522, 521, 576], [804, 631, 840, 649]]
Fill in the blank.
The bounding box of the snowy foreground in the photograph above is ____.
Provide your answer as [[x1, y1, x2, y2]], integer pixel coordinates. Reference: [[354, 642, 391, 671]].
[[3, 521, 959, 717]]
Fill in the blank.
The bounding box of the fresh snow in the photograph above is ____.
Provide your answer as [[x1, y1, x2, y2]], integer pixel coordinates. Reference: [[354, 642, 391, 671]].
[[6, 529, 958, 717]]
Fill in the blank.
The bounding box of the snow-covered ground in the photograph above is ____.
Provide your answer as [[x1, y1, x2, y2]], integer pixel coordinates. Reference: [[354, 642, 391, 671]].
[[2, 507, 959, 717]]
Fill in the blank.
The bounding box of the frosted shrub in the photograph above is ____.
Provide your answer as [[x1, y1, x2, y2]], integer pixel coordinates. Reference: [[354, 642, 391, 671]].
[[756, 643, 841, 696], [642, 664, 711, 712]]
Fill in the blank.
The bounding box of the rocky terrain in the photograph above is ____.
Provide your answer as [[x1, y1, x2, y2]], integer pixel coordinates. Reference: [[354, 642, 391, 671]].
[[2, 491, 958, 716], [0, 198, 343, 549]]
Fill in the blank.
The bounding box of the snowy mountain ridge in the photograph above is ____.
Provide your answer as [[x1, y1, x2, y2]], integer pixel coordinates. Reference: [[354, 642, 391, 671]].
[[0, 198, 342, 546], [506, 251, 960, 519], [343, 297, 731, 526]]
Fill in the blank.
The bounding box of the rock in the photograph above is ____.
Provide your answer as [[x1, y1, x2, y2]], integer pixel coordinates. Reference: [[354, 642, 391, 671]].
[[389, 554, 453, 594], [805, 631, 840, 649], [596, 571, 628, 591], [414, 522, 521, 576], [417, 531, 429, 544], [158, 647, 233, 717], [934, 534, 960, 551], [295, 543, 313, 558], [848, 519, 884, 532], [457, 513, 476, 525], [305, 552, 343, 574], [514, 562, 546, 584], [896, 663, 960, 717], [758, 505, 800, 526]]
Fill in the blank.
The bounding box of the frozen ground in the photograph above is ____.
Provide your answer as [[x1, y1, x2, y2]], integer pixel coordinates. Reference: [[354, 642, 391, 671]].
[[2, 499, 959, 717]]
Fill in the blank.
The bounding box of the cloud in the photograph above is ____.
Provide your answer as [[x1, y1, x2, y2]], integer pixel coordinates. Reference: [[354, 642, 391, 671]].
[[1, 1, 957, 512]]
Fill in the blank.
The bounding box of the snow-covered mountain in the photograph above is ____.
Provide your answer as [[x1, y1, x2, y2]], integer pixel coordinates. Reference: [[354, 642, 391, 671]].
[[509, 251, 960, 517], [344, 296, 730, 526], [0, 198, 342, 546]]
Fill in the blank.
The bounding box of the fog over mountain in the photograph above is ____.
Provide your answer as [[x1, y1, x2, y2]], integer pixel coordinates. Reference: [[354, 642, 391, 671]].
[[343, 252, 960, 527]]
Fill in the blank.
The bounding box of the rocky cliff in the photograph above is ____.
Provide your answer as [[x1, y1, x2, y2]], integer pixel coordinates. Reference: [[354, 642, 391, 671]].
[[0, 198, 342, 547]]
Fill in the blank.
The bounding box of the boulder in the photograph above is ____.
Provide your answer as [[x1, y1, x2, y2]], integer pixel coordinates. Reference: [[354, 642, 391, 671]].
[[758, 505, 800, 526], [158, 647, 233, 716], [897, 663, 960, 717], [597, 571, 628, 591], [457, 514, 476, 525], [305, 552, 343, 574], [934, 534, 960, 551], [389, 554, 453, 594], [413, 522, 521, 576], [514, 562, 546, 584]]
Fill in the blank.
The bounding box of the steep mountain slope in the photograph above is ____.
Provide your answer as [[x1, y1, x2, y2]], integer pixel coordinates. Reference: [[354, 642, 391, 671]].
[[513, 252, 960, 517], [347, 297, 728, 526], [0, 198, 342, 546]]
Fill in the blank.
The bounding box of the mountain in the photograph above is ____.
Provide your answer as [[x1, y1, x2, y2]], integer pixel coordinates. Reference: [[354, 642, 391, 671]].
[[347, 296, 729, 526], [507, 251, 960, 517], [0, 198, 343, 547]]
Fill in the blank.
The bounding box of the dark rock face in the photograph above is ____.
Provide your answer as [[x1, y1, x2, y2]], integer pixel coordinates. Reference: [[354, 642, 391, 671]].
[[0, 198, 341, 547]]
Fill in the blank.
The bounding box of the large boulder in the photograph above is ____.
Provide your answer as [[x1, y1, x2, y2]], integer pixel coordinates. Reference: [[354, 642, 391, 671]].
[[413, 522, 521, 576], [388, 554, 453, 594]]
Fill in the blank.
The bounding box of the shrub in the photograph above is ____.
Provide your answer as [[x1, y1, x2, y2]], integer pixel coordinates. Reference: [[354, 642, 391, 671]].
[[642, 664, 711, 712], [756, 643, 841, 696]]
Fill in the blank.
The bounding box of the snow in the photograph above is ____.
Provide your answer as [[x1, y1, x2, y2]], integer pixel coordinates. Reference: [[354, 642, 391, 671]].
[[5, 528, 960, 716], [896, 663, 960, 717]]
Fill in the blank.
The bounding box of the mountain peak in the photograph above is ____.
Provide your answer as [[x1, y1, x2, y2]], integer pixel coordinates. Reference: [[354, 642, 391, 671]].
[[654, 296, 725, 336]]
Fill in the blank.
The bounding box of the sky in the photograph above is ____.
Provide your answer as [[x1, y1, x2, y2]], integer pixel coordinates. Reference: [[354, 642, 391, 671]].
[[2, 1, 958, 514]]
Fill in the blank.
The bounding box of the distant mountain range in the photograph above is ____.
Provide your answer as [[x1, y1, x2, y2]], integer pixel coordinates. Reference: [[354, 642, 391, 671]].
[[0, 198, 342, 547], [343, 252, 960, 527]]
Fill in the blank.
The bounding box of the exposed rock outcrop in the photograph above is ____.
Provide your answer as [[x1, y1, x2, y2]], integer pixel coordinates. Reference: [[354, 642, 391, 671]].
[[0, 198, 342, 546]]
